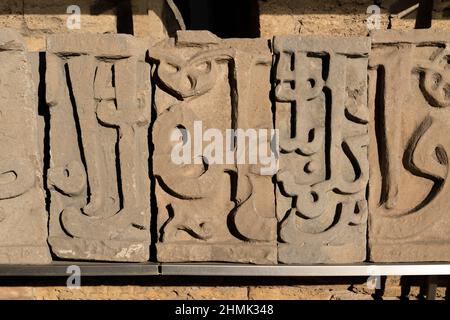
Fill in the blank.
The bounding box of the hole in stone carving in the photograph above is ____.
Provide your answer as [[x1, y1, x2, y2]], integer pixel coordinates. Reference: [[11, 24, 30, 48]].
[[289, 81, 295, 90], [341, 140, 362, 182], [111, 64, 116, 88], [115, 127, 124, 210], [64, 169, 70, 178], [311, 191, 319, 203], [290, 52, 295, 71], [435, 145, 448, 165], [228, 60, 238, 134], [148, 56, 159, 261], [187, 74, 195, 90], [38, 52, 52, 218], [199, 156, 209, 174], [308, 128, 315, 143], [304, 161, 313, 174], [324, 86, 332, 180], [290, 101, 297, 139], [132, 223, 146, 230], [307, 78, 316, 88], [225, 170, 250, 242], [354, 201, 360, 214], [374, 65, 390, 206]]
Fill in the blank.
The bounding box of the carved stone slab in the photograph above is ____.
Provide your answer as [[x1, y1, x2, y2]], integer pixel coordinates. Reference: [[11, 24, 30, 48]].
[[274, 36, 370, 263], [369, 30, 450, 262], [0, 29, 51, 264], [152, 31, 277, 264], [46, 34, 151, 262]]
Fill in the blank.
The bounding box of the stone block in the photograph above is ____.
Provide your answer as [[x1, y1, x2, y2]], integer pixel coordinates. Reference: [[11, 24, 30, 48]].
[[274, 35, 370, 263], [0, 29, 51, 264], [152, 31, 277, 264], [369, 29, 450, 262], [46, 33, 152, 261]]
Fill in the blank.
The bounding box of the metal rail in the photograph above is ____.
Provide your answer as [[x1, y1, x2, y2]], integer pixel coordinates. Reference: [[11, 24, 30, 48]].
[[0, 262, 159, 277], [160, 263, 450, 277], [0, 262, 450, 277]]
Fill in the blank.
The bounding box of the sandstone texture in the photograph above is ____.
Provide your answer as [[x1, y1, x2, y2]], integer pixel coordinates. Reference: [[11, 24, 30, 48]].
[[274, 35, 370, 263], [369, 29, 450, 262], [152, 30, 277, 264], [259, 0, 450, 39], [259, 0, 377, 37], [0, 29, 51, 264], [0, 0, 172, 51], [46, 33, 152, 262], [2, 275, 448, 300]]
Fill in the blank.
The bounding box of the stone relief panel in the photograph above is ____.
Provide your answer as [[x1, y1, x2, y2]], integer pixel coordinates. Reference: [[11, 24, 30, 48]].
[[274, 36, 370, 263], [2, 27, 449, 265], [46, 34, 152, 261], [369, 30, 450, 262], [0, 29, 51, 264], [152, 31, 277, 263]]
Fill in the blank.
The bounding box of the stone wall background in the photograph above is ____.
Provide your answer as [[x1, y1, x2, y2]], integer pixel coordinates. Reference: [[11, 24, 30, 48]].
[[1, 276, 449, 300], [0, 0, 449, 300], [0, 0, 177, 51]]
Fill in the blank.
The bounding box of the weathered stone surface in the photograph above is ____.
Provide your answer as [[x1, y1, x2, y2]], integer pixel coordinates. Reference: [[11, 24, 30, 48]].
[[46, 33, 151, 261], [152, 31, 277, 264], [274, 36, 370, 263], [32, 285, 249, 300], [369, 30, 450, 262], [0, 0, 172, 51], [23, 0, 117, 51], [248, 285, 348, 300], [132, 0, 175, 40], [0, 29, 51, 264], [259, 0, 376, 37]]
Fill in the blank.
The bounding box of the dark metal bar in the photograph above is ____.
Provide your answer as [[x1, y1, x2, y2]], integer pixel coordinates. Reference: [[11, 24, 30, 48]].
[[0, 262, 159, 277], [415, 0, 434, 28], [426, 275, 438, 300]]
